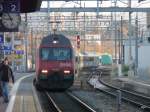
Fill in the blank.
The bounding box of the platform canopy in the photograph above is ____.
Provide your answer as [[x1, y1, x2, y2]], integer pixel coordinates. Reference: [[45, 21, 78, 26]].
[[20, 0, 42, 13]]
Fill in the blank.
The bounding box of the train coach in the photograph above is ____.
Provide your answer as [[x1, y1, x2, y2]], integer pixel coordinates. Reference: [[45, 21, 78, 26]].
[[34, 34, 74, 91], [75, 54, 100, 71]]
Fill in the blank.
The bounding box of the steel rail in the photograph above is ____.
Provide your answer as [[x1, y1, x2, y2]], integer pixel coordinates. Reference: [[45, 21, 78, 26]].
[[46, 92, 62, 112], [66, 91, 97, 112], [45, 91, 96, 112], [88, 71, 150, 110]]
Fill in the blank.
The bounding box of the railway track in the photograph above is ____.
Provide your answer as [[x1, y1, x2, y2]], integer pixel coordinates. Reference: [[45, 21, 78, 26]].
[[45, 91, 96, 112], [88, 69, 150, 111]]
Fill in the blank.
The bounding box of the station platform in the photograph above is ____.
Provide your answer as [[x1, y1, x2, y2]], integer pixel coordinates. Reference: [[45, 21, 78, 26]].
[[116, 75, 150, 96], [106, 72, 150, 96], [89, 72, 150, 97], [0, 72, 41, 112]]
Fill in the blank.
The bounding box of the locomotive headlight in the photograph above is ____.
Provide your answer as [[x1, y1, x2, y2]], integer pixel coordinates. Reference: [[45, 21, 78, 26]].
[[64, 70, 70, 74], [41, 70, 48, 74], [53, 40, 58, 44]]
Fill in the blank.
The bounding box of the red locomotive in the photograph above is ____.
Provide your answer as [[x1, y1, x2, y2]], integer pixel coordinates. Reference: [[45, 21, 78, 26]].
[[34, 34, 74, 90]]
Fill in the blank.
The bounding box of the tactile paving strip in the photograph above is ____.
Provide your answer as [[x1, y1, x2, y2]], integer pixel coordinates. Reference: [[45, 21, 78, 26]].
[[13, 95, 37, 112]]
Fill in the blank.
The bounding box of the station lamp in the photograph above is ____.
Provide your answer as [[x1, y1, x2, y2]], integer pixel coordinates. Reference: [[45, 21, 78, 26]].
[[76, 35, 80, 49]]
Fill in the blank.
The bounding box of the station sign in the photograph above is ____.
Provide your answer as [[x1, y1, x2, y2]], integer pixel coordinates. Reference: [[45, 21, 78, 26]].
[[0, 45, 4, 50], [4, 45, 12, 50], [0, 45, 12, 55], [0, 0, 20, 32], [0, 45, 12, 50], [0, 50, 3, 54], [0, 34, 4, 43], [0, 0, 20, 13], [15, 50, 24, 55], [4, 50, 11, 55]]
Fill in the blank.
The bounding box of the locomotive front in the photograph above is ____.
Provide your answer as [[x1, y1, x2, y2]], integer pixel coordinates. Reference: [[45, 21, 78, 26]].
[[35, 34, 74, 90]]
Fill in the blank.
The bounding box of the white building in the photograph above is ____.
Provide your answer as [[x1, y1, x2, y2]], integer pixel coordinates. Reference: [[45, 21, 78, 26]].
[[124, 38, 150, 76]]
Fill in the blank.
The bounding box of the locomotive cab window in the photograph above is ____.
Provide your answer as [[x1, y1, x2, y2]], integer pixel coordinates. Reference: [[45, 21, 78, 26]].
[[40, 48, 72, 61], [41, 48, 49, 60]]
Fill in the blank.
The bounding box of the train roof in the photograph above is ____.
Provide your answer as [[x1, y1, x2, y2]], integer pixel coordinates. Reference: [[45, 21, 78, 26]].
[[40, 34, 72, 46], [76, 53, 100, 57]]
